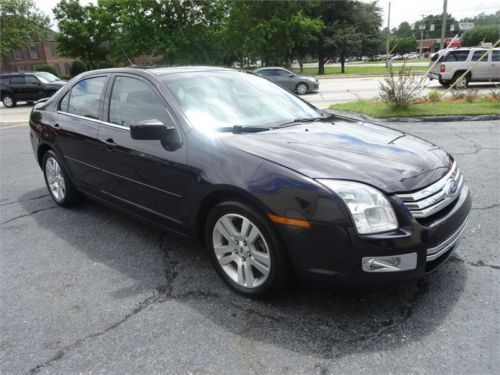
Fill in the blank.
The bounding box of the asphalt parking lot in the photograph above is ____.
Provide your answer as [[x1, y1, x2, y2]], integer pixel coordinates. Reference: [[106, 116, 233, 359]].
[[1, 119, 499, 374]]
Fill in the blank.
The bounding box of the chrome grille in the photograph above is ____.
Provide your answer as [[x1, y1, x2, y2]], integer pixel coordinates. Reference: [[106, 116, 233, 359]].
[[395, 162, 463, 219]]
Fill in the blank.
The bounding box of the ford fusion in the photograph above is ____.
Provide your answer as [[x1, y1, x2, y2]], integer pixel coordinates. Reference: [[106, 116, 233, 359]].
[[29, 67, 471, 298]]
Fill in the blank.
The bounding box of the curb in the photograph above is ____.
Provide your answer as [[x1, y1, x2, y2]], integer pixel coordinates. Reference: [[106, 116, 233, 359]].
[[315, 72, 426, 80], [326, 109, 500, 123]]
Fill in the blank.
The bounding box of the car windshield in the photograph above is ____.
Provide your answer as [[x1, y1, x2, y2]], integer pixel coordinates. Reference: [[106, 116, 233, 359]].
[[35, 72, 60, 83], [159, 71, 322, 130]]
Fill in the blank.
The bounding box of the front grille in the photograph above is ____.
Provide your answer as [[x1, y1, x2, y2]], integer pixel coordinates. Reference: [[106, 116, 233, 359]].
[[395, 162, 463, 219]]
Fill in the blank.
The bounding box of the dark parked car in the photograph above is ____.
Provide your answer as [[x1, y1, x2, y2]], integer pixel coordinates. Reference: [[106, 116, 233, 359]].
[[254, 67, 319, 95], [30, 66, 471, 298], [1, 72, 66, 107]]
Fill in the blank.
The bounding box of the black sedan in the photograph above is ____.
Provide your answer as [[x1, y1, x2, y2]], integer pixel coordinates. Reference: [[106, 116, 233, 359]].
[[29, 66, 471, 298]]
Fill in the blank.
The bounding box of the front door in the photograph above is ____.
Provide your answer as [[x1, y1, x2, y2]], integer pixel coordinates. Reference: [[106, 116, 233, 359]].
[[24, 75, 44, 101], [490, 50, 500, 82], [96, 74, 188, 230]]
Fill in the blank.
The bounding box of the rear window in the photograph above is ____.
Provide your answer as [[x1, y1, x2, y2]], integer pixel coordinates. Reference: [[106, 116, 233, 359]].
[[471, 50, 488, 61], [492, 50, 500, 62], [445, 51, 470, 62], [10, 76, 25, 85]]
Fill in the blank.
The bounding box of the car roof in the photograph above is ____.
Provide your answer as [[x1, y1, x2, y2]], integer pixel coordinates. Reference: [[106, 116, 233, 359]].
[[84, 65, 236, 77], [0, 72, 47, 76], [255, 67, 288, 71]]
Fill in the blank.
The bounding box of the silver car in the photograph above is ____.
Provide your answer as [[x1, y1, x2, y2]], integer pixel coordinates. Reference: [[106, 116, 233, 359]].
[[255, 67, 319, 95], [427, 47, 500, 87]]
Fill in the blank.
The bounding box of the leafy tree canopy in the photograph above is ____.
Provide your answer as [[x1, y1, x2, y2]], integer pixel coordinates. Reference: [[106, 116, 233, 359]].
[[0, 0, 50, 61]]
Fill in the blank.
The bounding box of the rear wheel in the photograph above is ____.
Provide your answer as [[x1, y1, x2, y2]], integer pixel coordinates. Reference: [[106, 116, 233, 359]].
[[295, 82, 308, 95], [42, 150, 83, 207], [451, 72, 470, 88], [438, 78, 450, 87], [2, 94, 16, 108], [205, 201, 292, 298]]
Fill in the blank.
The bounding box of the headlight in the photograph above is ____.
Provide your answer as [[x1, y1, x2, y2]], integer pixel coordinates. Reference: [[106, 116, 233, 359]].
[[306, 77, 317, 82], [317, 180, 398, 234]]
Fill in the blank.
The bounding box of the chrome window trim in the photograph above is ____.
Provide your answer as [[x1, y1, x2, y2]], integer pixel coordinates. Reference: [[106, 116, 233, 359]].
[[396, 162, 457, 202], [57, 111, 130, 131], [426, 216, 468, 261]]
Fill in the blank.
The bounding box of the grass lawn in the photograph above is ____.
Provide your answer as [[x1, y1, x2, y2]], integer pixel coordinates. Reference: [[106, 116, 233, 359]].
[[330, 98, 500, 118], [299, 65, 427, 76]]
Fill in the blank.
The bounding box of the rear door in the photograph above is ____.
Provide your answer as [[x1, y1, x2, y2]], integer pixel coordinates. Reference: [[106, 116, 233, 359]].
[[470, 50, 490, 81], [55, 75, 109, 188], [95, 74, 188, 229], [490, 50, 500, 82]]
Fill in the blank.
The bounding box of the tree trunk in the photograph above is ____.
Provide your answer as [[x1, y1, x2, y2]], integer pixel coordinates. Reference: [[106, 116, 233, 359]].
[[340, 56, 345, 74], [298, 57, 304, 73], [318, 59, 325, 75]]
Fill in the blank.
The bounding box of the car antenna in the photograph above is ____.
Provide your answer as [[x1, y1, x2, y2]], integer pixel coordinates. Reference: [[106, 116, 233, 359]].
[[120, 47, 134, 66]]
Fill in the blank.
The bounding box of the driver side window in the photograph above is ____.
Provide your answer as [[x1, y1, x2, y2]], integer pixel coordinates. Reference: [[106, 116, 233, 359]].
[[109, 76, 171, 128]]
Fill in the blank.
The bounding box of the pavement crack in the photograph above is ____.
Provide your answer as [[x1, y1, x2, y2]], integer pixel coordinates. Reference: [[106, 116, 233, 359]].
[[0, 194, 50, 207], [0, 206, 56, 225], [28, 291, 164, 373], [449, 256, 500, 270], [471, 203, 500, 211]]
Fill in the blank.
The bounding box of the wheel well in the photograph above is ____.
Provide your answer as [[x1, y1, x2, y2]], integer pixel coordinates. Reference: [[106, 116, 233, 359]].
[[37, 144, 51, 168], [453, 70, 470, 80], [195, 190, 266, 246]]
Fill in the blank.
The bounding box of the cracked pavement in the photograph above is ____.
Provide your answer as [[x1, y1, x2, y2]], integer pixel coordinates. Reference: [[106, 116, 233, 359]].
[[1, 120, 499, 374]]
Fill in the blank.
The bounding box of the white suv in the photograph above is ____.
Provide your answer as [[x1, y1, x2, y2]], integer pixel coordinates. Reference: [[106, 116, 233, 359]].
[[427, 47, 500, 87]]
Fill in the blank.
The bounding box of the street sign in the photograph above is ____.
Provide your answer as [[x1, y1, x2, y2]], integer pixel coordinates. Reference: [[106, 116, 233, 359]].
[[459, 22, 474, 30]]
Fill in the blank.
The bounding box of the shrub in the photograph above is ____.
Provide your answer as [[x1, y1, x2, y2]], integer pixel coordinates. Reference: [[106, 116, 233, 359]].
[[379, 64, 424, 110], [70, 60, 87, 77], [35, 64, 58, 77], [451, 87, 466, 100], [490, 85, 500, 105], [426, 90, 441, 103], [464, 88, 479, 103]]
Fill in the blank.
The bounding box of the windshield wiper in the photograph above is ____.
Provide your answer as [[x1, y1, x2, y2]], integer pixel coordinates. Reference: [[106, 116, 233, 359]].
[[277, 116, 327, 128], [215, 125, 272, 134]]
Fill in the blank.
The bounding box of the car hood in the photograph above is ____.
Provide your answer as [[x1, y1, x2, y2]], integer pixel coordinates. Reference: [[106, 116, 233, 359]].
[[46, 81, 66, 88], [222, 120, 452, 193]]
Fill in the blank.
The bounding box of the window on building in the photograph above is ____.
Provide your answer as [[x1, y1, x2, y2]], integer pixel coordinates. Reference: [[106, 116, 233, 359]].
[[64, 63, 71, 76], [53, 64, 61, 76], [29, 45, 39, 59], [49, 43, 57, 57], [12, 49, 22, 60]]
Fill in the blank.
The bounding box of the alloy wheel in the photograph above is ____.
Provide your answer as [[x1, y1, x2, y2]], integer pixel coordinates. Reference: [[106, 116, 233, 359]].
[[212, 213, 271, 288], [3, 96, 13, 107], [45, 156, 66, 201], [296, 83, 308, 95]]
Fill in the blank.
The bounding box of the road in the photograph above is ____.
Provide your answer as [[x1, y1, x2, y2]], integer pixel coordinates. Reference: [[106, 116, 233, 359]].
[[304, 76, 496, 108], [1, 76, 495, 123], [1, 117, 499, 374]]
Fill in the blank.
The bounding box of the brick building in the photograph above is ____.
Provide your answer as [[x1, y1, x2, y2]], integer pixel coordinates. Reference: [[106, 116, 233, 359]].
[[0, 30, 75, 77], [417, 38, 462, 56]]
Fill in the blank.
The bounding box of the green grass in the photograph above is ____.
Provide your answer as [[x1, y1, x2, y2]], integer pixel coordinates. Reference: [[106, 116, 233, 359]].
[[298, 65, 427, 76], [330, 98, 500, 118]]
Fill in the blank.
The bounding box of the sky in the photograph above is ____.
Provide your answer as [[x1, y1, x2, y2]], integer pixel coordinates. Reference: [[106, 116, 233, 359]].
[[36, 0, 499, 31]]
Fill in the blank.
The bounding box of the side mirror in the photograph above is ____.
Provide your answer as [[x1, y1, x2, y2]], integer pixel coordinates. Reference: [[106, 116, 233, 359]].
[[130, 119, 182, 150], [289, 73, 295, 78], [130, 119, 167, 140]]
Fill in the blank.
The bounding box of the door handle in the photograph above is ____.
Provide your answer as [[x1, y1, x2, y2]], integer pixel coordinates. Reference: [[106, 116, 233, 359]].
[[102, 138, 118, 150]]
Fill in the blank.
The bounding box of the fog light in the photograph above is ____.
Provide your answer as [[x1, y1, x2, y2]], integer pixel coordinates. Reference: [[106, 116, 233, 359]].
[[362, 253, 417, 272]]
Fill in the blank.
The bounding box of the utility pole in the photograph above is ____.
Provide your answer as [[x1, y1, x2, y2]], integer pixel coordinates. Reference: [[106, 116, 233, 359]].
[[419, 14, 425, 57], [385, 1, 391, 67], [440, 0, 448, 50]]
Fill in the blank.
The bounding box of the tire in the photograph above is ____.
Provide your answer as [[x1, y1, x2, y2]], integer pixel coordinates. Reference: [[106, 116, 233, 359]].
[[438, 78, 450, 87], [295, 82, 308, 95], [451, 72, 469, 88], [2, 94, 16, 108], [27, 101, 35, 105], [205, 201, 292, 298], [42, 150, 83, 207]]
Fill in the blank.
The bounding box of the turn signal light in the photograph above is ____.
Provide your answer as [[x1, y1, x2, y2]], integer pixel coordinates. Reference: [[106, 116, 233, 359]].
[[268, 213, 311, 228]]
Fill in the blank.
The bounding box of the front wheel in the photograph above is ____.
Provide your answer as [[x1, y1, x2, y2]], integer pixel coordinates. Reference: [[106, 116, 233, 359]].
[[2, 94, 16, 108], [205, 201, 292, 298], [42, 150, 83, 207], [295, 82, 308, 95]]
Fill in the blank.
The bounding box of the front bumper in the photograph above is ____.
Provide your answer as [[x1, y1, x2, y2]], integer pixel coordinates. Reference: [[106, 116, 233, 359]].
[[277, 184, 471, 284]]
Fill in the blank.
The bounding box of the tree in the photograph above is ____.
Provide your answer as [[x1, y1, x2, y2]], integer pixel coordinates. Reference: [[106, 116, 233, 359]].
[[70, 60, 86, 77], [395, 22, 413, 37], [35, 64, 58, 76], [0, 0, 49, 62], [309, 0, 382, 74], [53, 0, 109, 69], [414, 14, 457, 39], [462, 25, 500, 46], [391, 36, 417, 54]]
